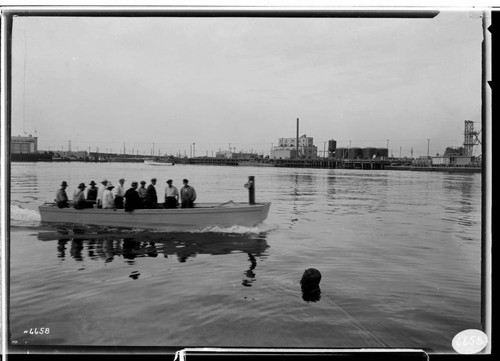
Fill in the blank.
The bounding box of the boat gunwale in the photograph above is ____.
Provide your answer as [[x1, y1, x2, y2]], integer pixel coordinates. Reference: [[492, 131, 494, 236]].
[[39, 202, 270, 212]]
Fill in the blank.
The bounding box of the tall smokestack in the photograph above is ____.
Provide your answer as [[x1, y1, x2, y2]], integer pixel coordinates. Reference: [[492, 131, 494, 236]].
[[296, 118, 299, 159]]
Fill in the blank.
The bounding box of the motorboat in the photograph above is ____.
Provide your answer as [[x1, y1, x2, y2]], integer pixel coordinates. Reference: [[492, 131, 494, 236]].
[[38, 201, 271, 231]]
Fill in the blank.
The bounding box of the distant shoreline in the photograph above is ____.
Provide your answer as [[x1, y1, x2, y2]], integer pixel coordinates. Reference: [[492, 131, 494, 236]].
[[9, 156, 482, 173]]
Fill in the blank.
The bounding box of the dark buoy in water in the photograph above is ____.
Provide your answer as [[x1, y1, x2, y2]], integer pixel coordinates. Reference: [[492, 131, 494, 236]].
[[300, 268, 322, 302], [301, 268, 322, 290]]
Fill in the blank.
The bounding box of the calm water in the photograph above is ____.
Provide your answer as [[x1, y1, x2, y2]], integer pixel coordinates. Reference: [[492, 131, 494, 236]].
[[8, 162, 483, 352]]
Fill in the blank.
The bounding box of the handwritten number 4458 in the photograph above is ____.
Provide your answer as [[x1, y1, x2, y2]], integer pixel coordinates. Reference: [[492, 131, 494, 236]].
[[24, 328, 50, 335]]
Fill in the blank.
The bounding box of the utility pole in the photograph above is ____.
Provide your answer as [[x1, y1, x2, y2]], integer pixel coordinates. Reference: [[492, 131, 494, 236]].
[[296, 118, 299, 159]]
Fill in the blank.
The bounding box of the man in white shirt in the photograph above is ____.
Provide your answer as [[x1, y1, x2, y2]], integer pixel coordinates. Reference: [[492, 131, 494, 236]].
[[164, 179, 179, 208], [103, 183, 115, 209], [97, 179, 108, 208], [114, 178, 126, 209]]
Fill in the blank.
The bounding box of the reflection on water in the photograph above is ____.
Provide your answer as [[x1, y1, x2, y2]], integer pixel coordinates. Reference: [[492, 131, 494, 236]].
[[242, 253, 257, 287], [442, 175, 479, 228], [42, 231, 269, 260], [40, 230, 269, 282], [69, 239, 84, 261], [325, 173, 390, 215]]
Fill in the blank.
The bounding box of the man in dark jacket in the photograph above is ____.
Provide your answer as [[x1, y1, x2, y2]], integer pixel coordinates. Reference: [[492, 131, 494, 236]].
[[145, 178, 158, 208], [180, 179, 197, 208], [73, 183, 93, 209], [56, 181, 69, 208], [86, 180, 98, 204], [124, 181, 142, 212]]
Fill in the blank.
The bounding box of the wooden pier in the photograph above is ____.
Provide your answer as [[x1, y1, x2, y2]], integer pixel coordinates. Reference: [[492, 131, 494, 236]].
[[274, 158, 396, 170], [174, 157, 239, 166], [174, 157, 408, 170]]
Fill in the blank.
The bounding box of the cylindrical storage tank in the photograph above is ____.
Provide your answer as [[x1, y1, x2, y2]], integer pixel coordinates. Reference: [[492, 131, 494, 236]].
[[362, 147, 377, 159], [348, 147, 362, 159], [376, 148, 389, 158], [328, 139, 337, 152], [335, 147, 347, 159]]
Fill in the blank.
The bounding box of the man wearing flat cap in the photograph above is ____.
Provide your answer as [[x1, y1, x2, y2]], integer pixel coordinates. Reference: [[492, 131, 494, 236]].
[[125, 181, 142, 212], [138, 181, 147, 207], [114, 178, 126, 209], [164, 179, 179, 209], [145, 178, 158, 209], [180, 179, 197, 208]]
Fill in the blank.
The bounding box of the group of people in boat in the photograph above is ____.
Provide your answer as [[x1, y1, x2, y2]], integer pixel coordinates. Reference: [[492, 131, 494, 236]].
[[55, 178, 197, 211]]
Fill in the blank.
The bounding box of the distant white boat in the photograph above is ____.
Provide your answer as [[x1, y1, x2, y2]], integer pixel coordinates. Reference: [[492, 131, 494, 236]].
[[144, 158, 175, 166], [38, 202, 271, 231]]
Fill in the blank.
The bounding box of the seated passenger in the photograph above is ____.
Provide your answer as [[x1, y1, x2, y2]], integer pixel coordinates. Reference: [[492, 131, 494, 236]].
[[138, 181, 147, 206], [114, 178, 126, 209], [124, 182, 142, 212], [102, 183, 116, 209], [180, 179, 196, 208], [145, 178, 158, 209], [86, 180, 98, 204], [164, 179, 179, 208], [73, 183, 93, 209], [56, 181, 69, 208]]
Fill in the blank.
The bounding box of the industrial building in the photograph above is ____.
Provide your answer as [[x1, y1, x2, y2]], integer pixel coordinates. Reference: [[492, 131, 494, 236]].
[[334, 147, 389, 159], [271, 134, 318, 159], [11, 135, 38, 154], [431, 155, 478, 167], [215, 150, 259, 160]]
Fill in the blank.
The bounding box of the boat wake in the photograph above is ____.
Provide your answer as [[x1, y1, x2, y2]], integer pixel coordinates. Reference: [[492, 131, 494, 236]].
[[10, 204, 41, 227], [196, 222, 277, 234]]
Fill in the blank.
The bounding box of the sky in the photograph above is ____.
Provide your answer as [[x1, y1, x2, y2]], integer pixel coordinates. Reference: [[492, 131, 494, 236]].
[[9, 8, 484, 157]]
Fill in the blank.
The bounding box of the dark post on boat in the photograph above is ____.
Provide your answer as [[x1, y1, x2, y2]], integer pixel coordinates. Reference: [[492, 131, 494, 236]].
[[245, 176, 255, 204]]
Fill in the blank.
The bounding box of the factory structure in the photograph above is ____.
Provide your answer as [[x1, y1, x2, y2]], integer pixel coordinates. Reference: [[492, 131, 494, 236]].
[[270, 134, 318, 159], [270, 118, 387, 160], [270, 119, 480, 167], [332, 144, 389, 160], [11, 134, 38, 154]]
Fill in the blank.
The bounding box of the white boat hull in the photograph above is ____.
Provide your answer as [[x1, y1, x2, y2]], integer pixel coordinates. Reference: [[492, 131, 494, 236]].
[[38, 202, 271, 231], [144, 160, 175, 166]]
